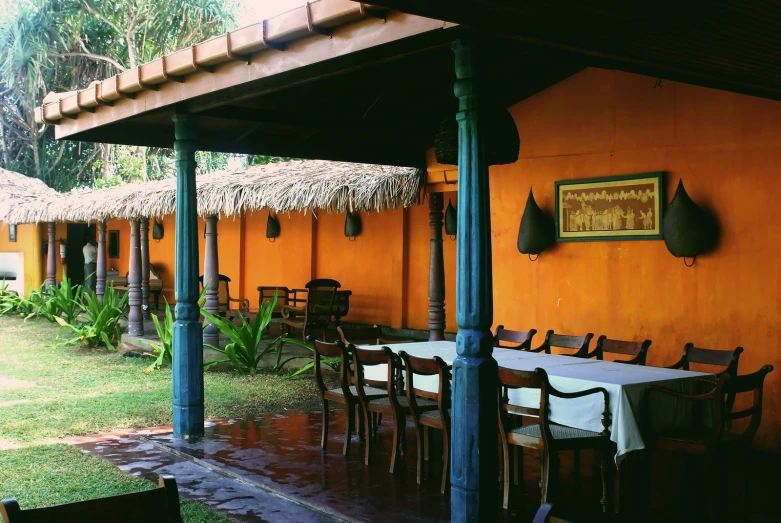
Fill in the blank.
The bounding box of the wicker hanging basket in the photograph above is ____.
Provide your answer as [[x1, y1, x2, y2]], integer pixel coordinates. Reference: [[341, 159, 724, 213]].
[[663, 180, 717, 261]]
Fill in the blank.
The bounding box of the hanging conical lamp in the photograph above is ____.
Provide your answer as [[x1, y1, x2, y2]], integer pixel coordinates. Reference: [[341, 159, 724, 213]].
[[266, 212, 280, 241], [434, 107, 520, 166], [517, 189, 555, 260], [663, 180, 718, 266], [445, 199, 457, 239], [344, 210, 362, 240]]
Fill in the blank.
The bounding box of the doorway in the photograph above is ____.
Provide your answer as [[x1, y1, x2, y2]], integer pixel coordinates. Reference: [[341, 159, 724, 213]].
[[65, 223, 96, 286]]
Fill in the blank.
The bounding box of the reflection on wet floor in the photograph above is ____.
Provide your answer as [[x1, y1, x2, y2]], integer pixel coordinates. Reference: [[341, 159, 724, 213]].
[[78, 408, 781, 523]]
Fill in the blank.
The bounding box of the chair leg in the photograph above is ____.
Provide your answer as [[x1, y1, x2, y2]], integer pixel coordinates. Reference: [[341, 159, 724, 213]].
[[357, 405, 365, 442], [441, 428, 450, 495], [599, 446, 614, 515], [541, 450, 551, 504], [321, 399, 329, 450], [364, 409, 373, 466], [542, 451, 559, 504], [513, 446, 520, 486], [343, 402, 354, 456], [415, 424, 424, 484], [502, 441, 512, 510], [389, 413, 401, 474]]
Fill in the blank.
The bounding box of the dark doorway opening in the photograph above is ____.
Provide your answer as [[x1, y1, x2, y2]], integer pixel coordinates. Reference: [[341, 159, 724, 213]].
[[65, 223, 96, 286]]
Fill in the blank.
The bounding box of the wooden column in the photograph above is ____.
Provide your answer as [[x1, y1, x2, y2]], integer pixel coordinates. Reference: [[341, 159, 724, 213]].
[[140, 219, 151, 320], [128, 220, 144, 335], [96, 221, 107, 303], [450, 39, 498, 522], [203, 215, 220, 349], [45, 222, 56, 290], [428, 192, 446, 341], [172, 112, 204, 439]]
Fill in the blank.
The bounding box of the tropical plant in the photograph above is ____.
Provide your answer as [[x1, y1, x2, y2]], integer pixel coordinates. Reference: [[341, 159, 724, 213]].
[[143, 299, 174, 374], [25, 283, 61, 322], [201, 292, 311, 375], [0, 281, 22, 316], [53, 283, 127, 349], [47, 276, 83, 323], [289, 346, 341, 378]]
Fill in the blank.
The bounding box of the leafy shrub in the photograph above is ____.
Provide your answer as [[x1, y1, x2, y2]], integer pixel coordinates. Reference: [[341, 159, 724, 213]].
[[201, 292, 310, 375], [54, 284, 128, 350], [289, 346, 341, 377], [143, 299, 174, 374], [48, 277, 83, 324], [0, 281, 22, 316]]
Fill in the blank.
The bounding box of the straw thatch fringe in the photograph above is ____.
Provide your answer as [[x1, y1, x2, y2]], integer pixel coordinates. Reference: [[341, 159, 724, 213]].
[[0, 168, 59, 223], [2, 160, 424, 224]]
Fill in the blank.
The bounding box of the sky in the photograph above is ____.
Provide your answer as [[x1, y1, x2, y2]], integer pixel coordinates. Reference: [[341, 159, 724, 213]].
[[234, 0, 309, 24]]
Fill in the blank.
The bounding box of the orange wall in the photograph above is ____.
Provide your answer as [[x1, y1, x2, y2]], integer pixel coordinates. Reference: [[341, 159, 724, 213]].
[[0, 223, 42, 294], [480, 68, 781, 452]]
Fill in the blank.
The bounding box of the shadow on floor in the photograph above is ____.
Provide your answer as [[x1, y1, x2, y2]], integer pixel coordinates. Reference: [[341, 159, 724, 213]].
[[79, 409, 781, 523]]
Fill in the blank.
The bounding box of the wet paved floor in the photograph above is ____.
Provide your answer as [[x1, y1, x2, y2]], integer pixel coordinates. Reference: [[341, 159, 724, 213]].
[[78, 409, 781, 523]]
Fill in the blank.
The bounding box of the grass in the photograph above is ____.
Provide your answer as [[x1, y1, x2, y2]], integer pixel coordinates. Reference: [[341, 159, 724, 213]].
[[0, 315, 320, 444], [0, 445, 232, 522], [0, 314, 321, 521]]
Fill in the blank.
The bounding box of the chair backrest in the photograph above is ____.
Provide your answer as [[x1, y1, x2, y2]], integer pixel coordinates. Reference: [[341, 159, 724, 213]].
[[304, 279, 340, 325], [351, 345, 397, 404], [496, 366, 543, 419], [594, 335, 652, 365], [494, 325, 537, 350], [399, 351, 451, 421], [723, 365, 774, 443], [538, 329, 594, 357], [1, 476, 182, 523], [198, 274, 231, 310], [149, 264, 162, 281], [312, 339, 351, 395], [338, 325, 381, 346], [257, 286, 290, 311], [683, 343, 743, 377]]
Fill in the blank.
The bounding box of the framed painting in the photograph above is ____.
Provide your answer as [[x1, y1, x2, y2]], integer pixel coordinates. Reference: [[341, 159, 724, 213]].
[[555, 172, 664, 242], [108, 230, 120, 259]]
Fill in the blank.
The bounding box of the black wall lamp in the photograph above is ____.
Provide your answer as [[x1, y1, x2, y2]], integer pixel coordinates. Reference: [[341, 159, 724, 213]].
[[663, 180, 718, 266], [266, 212, 281, 242], [344, 209, 362, 241], [445, 200, 457, 240], [517, 189, 555, 261]]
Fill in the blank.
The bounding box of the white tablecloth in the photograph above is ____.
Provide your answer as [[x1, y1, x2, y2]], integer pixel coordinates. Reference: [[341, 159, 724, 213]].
[[360, 341, 710, 464]]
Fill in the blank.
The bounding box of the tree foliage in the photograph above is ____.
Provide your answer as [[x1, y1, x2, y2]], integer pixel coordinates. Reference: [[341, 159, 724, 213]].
[[0, 0, 236, 190]]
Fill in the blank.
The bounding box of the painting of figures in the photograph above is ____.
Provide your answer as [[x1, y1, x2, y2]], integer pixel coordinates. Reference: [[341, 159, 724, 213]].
[[555, 172, 664, 241]]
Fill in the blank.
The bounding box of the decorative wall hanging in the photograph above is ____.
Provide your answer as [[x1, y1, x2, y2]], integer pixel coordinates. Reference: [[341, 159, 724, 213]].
[[344, 210, 362, 241], [517, 189, 555, 260], [8, 224, 16, 243], [663, 180, 718, 266], [266, 212, 281, 241], [433, 107, 520, 166], [108, 230, 120, 259], [555, 172, 664, 242], [152, 220, 164, 242], [445, 199, 457, 239]]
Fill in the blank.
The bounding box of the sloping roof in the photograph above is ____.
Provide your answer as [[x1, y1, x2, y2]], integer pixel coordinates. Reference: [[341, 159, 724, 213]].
[[4, 160, 424, 224], [0, 169, 59, 224]]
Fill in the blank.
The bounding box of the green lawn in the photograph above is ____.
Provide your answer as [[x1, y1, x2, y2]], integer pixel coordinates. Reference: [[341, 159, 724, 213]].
[[0, 315, 321, 521]]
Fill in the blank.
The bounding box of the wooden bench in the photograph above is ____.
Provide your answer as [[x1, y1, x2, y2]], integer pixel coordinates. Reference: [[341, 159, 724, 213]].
[[1, 475, 183, 523]]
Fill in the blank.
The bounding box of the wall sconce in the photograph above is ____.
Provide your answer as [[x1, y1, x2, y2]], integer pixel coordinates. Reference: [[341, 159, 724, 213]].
[[344, 210, 362, 241], [517, 189, 555, 261], [152, 220, 164, 242], [663, 179, 718, 266], [445, 200, 457, 240], [266, 212, 281, 242], [433, 107, 520, 166], [8, 224, 16, 242]]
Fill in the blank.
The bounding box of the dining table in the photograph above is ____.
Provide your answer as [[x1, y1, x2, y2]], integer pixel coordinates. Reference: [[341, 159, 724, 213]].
[[359, 340, 712, 464]]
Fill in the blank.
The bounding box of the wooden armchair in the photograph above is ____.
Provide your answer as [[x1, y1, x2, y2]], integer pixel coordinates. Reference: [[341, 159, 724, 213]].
[[257, 286, 291, 318], [497, 367, 613, 512], [281, 279, 340, 342], [644, 365, 773, 520], [338, 325, 412, 346], [533, 330, 594, 357], [494, 325, 537, 350], [1, 475, 182, 523], [667, 343, 743, 377], [587, 335, 652, 365], [399, 351, 451, 493], [198, 274, 249, 320]]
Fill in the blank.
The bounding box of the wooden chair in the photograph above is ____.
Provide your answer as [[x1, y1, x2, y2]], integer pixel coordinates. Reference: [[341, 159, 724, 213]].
[[497, 366, 612, 513], [352, 346, 436, 473], [256, 286, 292, 317], [1, 475, 182, 523], [313, 339, 376, 456], [198, 274, 249, 320], [587, 335, 652, 365], [398, 351, 451, 493], [338, 324, 412, 346], [643, 365, 773, 521], [533, 330, 594, 357], [494, 325, 537, 350], [281, 278, 340, 342], [667, 343, 743, 377]]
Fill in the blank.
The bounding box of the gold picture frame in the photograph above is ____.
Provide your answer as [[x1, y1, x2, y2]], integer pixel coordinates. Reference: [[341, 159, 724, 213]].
[[555, 172, 664, 242]]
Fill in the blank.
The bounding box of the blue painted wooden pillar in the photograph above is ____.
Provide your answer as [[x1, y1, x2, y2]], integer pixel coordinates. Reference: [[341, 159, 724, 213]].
[[172, 112, 204, 439], [450, 39, 498, 522]]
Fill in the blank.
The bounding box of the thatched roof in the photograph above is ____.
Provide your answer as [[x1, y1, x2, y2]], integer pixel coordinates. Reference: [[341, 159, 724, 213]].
[[4, 160, 424, 224], [0, 169, 59, 223]]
